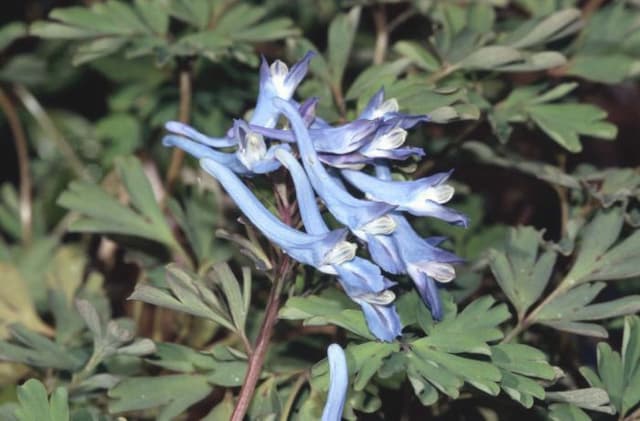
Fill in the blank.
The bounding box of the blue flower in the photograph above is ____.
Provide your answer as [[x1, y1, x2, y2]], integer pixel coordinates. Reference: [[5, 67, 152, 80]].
[[276, 148, 402, 341], [373, 163, 464, 320], [341, 168, 469, 227], [250, 117, 380, 154], [272, 98, 396, 239], [359, 88, 429, 129], [251, 51, 315, 128], [199, 158, 356, 271], [165, 121, 237, 148], [322, 344, 348, 421]]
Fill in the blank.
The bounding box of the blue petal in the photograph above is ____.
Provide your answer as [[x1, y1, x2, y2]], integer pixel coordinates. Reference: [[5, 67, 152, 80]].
[[162, 135, 249, 174], [165, 121, 237, 147], [252, 52, 315, 127], [251, 118, 380, 154], [355, 300, 402, 342], [359, 88, 385, 120], [275, 148, 328, 235], [273, 98, 395, 235], [333, 257, 392, 296], [322, 344, 348, 421], [413, 272, 443, 321], [200, 158, 348, 269]]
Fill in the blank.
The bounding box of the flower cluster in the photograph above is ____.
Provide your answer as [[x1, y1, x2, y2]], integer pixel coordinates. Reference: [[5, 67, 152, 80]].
[[163, 52, 467, 342]]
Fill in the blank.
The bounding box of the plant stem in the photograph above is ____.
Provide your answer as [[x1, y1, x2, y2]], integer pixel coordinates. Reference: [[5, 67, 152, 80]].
[[14, 84, 91, 182], [230, 257, 291, 421], [279, 372, 308, 421], [0, 87, 32, 245], [372, 4, 388, 65], [501, 280, 571, 343], [165, 68, 193, 193]]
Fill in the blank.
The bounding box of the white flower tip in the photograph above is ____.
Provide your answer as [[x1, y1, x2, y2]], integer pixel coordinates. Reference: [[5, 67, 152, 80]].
[[425, 262, 456, 283], [376, 128, 407, 150], [361, 215, 396, 235], [357, 289, 396, 305], [420, 184, 455, 204], [238, 131, 267, 168], [324, 241, 357, 265], [270, 60, 289, 95], [373, 98, 399, 118]]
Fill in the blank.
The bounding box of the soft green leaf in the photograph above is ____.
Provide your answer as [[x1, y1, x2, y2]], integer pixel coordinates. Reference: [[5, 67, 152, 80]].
[[489, 226, 557, 317], [108, 374, 212, 421], [327, 7, 361, 86], [15, 380, 69, 421]]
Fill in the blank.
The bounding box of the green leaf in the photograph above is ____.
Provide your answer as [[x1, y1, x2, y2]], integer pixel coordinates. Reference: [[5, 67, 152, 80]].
[[546, 388, 614, 414], [418, 296, 511, 355], [0, 22, 27, 51], [57, 156, 177, 250], [0, 263, 51, 338], [565, 208, 640, 286], [506, 8, 581, 49], [547, 403, 591, 421], [0, 325, 84, 371], [128, 265, 236, 332], [491, 344, 556, 407], [345, 59, 411, 101], [578, 316, 640, 417], [279, 293, 374, 340], [527, 104, 617, 153], [489, 226, 557, 318], [209, 263, 248, 333], [327, 7, 361, 86], [490, 84, 617, 151], [393, 41, 439, 72], [108, 374, 212, 421], [15, 379, 69, 421]]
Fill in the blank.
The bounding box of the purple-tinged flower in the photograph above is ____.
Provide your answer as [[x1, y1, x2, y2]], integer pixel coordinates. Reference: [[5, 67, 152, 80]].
[[232, 120, 290, 174], [276, 149, 402, 341], [322, 344, 348, 421], [250, 118, 380, 154], [165, 121, 237, 148], [199, 158, 356, 272], [359, 89, 430, 129], [251, 51, 315, 128], [373, 163, 464, 320], [341, 168, 469, 227], [162, 135, 248, 174], [272, 98, 396, 238]]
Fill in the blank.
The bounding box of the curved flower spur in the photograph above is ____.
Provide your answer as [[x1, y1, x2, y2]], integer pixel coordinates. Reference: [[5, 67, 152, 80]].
[[163, 51, 467, 335]]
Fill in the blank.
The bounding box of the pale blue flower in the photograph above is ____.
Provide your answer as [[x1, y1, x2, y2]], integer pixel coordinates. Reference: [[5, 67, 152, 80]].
[[359, 89, 429, 129], [322, 344, 348, 421], [374, 163, 463, 320], [251, 51, 315, 128], [341, 168, 469, 226], [272, 98, 396, 239], [250, 118, 380, 154], [276, 149, 402, 341], [199, 158, 356, 271]]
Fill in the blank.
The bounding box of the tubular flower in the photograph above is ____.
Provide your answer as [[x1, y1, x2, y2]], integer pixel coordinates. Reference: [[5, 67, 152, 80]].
[[164, 51, 467, 331], [272, 98, 396, 239], [322, 344, 348, 421], [276, 149, 402, 341], [341, 168, 469, 226]]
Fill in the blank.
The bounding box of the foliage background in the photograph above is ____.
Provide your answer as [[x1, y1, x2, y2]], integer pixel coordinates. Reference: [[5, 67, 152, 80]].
[[0, 0, 640, 420]]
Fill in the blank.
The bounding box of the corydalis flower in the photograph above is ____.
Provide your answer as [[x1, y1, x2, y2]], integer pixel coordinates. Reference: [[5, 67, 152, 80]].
[[273, 98, 396, 239], [276, 149, 402, 341], [252, 51, 315, 128], [250, 117, 380, 154], [199, 158, 355, 272], [374, 163, 463, 320], [163, 120, 290, 176], [341, 168, 469, 227], [322, 344, 348, 421]]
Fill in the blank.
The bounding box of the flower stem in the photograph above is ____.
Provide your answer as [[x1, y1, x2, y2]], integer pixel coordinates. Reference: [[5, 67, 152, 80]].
[[230, 257, 292, 421], [372, 4, 388, 65], [0, 87, 32, 246], [165, 67, 193, 193]]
